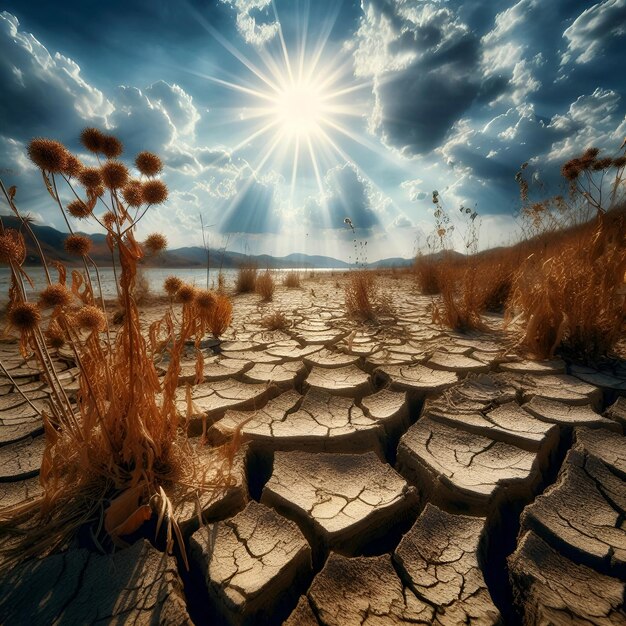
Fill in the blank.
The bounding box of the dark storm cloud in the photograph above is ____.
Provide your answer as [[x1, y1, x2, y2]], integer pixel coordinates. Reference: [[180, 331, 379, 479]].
[[353, 0, 626, 217], [376, 70, 482, 156], [355, 0, 626, 161], [441, 0, 626, 198], [356, 1, 508, 156]]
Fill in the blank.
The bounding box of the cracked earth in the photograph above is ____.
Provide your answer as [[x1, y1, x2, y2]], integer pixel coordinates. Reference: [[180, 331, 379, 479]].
[[1, 273, 625, 625]]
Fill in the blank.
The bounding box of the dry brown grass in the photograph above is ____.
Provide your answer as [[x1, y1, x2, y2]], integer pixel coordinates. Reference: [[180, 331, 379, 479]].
[[283, 270, 301, 288], [235, 263, 257, 293], [217, 270, 226, 292], [261, 309, 290, 331], [345, 270, 392, 321], [345, 271, 375, 319], [422, 142, 626, 351], [256, 270, 275, 302], [479, 261, 515, 313], [414, 256, 441, 294], [510, 208, 626, 360], [433, 262, 484, 332], [208, 292, 233, 337], [429, 211, 625, 342]]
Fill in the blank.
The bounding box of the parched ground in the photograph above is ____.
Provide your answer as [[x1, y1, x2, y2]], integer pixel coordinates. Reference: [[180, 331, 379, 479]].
[[0, 272, 625, 625]]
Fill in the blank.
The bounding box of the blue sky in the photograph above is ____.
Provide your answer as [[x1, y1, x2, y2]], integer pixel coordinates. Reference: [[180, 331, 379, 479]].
[[1, 0, 625, 261]]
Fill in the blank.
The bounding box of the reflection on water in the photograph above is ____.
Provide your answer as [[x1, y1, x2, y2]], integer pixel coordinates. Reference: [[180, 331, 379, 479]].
[[0, 267, 343, 304]]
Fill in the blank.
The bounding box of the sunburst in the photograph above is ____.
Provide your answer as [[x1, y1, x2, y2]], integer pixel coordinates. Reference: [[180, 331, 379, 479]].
[[189, 1, 373, 206]]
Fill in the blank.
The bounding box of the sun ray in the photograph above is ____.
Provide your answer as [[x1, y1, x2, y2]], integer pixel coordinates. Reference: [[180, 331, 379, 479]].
[[191, 72, 278, 102], [272, 0, 295, 85], [182, 0, 282, 92], [290, 135, 300, 202], [230, 119, 282, 154], [307, 135, 326, 200], [304, 2, 344, 82], [198, 0, 401, 226], [297, 1, 310, 82]]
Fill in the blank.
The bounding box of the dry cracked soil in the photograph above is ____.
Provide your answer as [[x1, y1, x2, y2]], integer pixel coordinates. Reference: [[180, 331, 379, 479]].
[[0, 273, 625, 625]]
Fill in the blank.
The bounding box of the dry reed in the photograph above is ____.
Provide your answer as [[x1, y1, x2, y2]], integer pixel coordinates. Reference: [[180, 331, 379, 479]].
[[256, 270, 275, 302], [283, 270, 301, 288], [235, 263, 257, 293], [414, 255, 440, 295], [344, 270, 393, 321], [509, 143, 626, 360]]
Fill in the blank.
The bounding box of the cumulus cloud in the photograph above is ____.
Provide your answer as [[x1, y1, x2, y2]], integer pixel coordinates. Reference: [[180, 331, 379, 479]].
[[0, 10, 203, 161], [562, 0, 626, 65], [0, 135, 34, 176], [0, 11, 112, 141], [439, 87, 626, 212], [109, 86, 176, 154], [109, 81, 201, 156], [144, 81, 200, 137], [401, 178, 428, 202], [220, 0, 279, 46], [392, 214, 413, 229], [546, 88, 626, 161]]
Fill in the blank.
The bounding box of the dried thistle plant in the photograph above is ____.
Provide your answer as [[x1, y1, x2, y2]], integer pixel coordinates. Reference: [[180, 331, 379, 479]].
[[0, 129, 235, 567]]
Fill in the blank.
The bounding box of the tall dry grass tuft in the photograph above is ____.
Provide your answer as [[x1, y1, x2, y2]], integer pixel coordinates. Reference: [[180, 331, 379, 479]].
[[414, 255, 440, 295], [427, 196, 485, 332], [433, 261, 485, 332], [345, 270, 378, 320], [207, 293, 233, 338], [343, 218, 393, 320], [510, 208, 626, 360], [256, 270, 275, 302], [283, 270, 301, 288], [235, 263, 257, 293], [510, 143, 626, 360], [0, 130, 235, 567], [478, 259, 515, 313]]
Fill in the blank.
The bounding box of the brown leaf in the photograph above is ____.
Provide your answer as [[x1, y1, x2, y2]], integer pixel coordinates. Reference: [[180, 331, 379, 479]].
[[109, 505, 152, 543], [42, 171, 56, 200], [104, 484, 145, 536]]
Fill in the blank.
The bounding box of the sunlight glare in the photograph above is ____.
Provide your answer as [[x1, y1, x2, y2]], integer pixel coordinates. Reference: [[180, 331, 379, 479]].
[[273, 81, 323, 137]]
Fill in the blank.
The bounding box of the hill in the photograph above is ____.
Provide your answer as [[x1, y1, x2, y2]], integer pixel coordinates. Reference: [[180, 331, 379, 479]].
[[0, 216, 411, 269]]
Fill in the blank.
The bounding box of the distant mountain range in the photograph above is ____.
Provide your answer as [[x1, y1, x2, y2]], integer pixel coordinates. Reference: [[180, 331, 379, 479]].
[[0, 216, 414, 269]]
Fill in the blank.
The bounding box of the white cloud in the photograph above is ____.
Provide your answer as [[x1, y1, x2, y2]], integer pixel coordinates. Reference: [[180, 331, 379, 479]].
[[0, 11, 112, 139], [562, 0, 626, 65], [547, 88, 626, 161], [220, 0, 279, 46], [401, 178, 428, 201]]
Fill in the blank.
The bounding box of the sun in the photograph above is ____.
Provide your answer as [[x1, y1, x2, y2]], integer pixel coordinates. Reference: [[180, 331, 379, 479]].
[[273, 81, 324, 138], [194, 4, 376, 206]]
